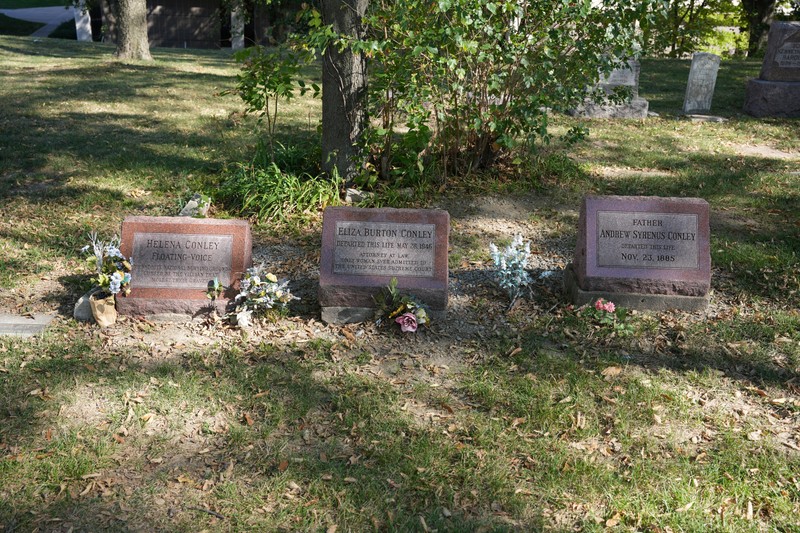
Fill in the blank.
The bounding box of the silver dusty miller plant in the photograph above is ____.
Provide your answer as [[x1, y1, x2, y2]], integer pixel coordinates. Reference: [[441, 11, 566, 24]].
[[489, 234, 532, 307]]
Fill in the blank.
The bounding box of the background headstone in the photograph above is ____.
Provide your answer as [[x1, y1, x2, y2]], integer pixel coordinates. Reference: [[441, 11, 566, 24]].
[[571, 59, 649, 119], [319, 207, 449, 324], [117, 216, 252, 317], [744, 22, 800, 118], [73, 0, 92, 42], [683, 52, 720, 114], [565, 195, 711, 311]]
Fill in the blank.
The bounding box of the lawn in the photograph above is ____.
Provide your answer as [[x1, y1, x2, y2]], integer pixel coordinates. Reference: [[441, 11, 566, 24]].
[[1, 35, 799, 531]]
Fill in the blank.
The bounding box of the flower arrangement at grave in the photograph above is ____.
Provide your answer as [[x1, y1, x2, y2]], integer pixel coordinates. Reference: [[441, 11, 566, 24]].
[[81, 232, 132, 327], [581, 298, 634, 337], [228, 264, 298, 327], [489, 234, 532, 307], [374, 277, 430, 333]]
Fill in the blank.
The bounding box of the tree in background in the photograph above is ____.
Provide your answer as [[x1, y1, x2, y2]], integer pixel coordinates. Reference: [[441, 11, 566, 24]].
[[741, 0, 779, 55], [100, 0, 152, 60], [231, 0, 659, 184], [641, 0, 740, 57], [320, 0, 367, 183]]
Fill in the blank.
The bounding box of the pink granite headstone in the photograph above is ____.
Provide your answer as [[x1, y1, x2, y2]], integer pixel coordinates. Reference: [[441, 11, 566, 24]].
[[319, 207, 449, 324], [566, 195, 710, 311], [117, 216, 252, 317]]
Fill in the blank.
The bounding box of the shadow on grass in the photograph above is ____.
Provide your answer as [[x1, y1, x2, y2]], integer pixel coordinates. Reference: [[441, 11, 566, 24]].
[[0, 337, 542, 531]]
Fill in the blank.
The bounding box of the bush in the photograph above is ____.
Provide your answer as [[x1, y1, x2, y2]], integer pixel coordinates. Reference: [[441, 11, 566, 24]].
[[218, 143, 340, 225]]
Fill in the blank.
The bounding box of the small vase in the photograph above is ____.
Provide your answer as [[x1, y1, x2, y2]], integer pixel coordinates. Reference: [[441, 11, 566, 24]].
[[89, 291, 117, 328]]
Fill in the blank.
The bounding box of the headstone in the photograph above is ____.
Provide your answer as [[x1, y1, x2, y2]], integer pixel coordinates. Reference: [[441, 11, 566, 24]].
[[565, 195, 711, 312], [0, 314, 54, 338], [231, 4, 245, 50], [744, 22, 800, 118], [319, 207, 449, 324], [73, 0, 92, 42], [117, 216, 252, 317], [683, 52, 721, 114], [571, 59, 649, 119]]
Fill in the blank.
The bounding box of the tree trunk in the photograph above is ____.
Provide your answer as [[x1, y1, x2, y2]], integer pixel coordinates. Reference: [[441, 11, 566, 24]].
[[742, 0, 777, 56], [114, 0, 152, 60], [321, 0, 368, 184]]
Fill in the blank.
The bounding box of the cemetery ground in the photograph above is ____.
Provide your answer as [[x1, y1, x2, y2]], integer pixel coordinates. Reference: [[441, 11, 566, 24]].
[[0, 35, 799, 532]]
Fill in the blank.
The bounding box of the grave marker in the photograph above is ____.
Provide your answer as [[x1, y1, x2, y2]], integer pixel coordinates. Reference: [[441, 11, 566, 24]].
[[319, 207, 449, 324], [117, 216, 252, 317], [565, 195, 710, 311], [571, 59, 649, 119], [683, 52, 720, 114], [744, 22, 800, 117]]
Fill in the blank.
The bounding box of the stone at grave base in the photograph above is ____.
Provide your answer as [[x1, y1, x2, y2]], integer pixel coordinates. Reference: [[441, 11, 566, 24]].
[[116, 297, 227, 319], [319, 284, 447, 318], [179, 193, 210, 217], [571, 97, 649, 119], [321, 306, 447, 325], [684, 114, 728, 123], [743, 79, 800, 118], [322, 306, 375, 324], [0, 313, 55, 337], [564, 265, 708, 312]]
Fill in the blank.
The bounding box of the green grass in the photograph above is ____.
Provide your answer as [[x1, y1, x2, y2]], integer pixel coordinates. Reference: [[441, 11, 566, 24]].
[[1, 35, 800, 532], [0, 12, 43, 35]]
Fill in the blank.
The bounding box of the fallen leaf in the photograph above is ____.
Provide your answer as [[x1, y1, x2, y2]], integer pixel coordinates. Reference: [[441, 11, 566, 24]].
[[601, 366, 622, 380], [278, 460, 289, 472], [243, 413, 254, 426], [140, 413, 154, 423], [676, 501, 693, 512], [327, 526, 337, 533], [343, 477, 357, 483]]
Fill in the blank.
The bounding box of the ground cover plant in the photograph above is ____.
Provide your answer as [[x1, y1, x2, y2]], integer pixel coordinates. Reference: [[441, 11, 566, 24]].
[[1, 35, 799, 531]]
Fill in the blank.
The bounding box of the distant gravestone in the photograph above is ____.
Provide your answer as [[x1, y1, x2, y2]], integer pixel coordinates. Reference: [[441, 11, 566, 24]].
[[683, 52, 721, 114], [565, 195, 711, 311], [744, 22, 800, 117], [572, 59, 649, 119], [73, 1, 92, 42], [319, 207, 449, 324], [117, 216, 252, 317]]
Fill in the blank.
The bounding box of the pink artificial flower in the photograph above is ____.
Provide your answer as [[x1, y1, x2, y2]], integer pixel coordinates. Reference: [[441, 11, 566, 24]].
[[595, 299, 606, 311], [395, 312, 418, 333], [604, 301, 616, 313]]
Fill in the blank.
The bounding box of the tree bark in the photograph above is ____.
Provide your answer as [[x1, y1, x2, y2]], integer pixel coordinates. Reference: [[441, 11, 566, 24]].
[[321, 0, 368, 184], [742, 0, 777, 56], [114, 0, 152, 60]]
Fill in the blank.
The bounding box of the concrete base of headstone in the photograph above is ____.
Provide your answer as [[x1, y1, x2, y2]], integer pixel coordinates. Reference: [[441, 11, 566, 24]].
[[0, 313, 55, 337], [571, 97, 649, 119], [321, 306, 446, 325], [117, 297, 226, 318], [684, 114, 727, 123], [564, 265, 709, 312], [743, 79, 800, 118]]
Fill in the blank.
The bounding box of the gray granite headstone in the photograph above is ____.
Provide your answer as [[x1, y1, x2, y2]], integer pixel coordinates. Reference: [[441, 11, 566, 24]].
[[73, 0, 92, 42], [744, 22, 800, 117], [571, 59, 649, 119], [683, 53, 720, 114]]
